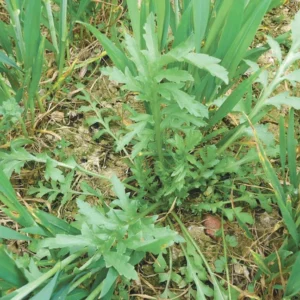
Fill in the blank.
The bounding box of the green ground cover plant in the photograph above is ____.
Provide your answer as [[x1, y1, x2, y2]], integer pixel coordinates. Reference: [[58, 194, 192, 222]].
[[0, 0, 299, 299]]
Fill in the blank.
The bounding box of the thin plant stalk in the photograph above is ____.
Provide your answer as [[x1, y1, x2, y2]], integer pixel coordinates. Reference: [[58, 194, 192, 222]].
[[44, 0, 59, 56]]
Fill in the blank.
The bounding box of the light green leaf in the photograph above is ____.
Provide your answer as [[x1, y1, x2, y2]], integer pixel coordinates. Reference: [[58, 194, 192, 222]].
[[0, 51, 20, 69], [266, 35, 282, 62], [285, 253, 300, 298], [155, 69, 194, 83], [169, 89, 208, 118], [45, 159, 65, 182], [265, 92, 300, 110], [184, 53, 229, 84], [0, 245, 27, 287], [104, 252, 138, 280], [291, 10, 300, 47], [0, 226, 31, 241], [100, 268, 118, 298], [285, 69, 300, 83], [31, 272, 60, 300]]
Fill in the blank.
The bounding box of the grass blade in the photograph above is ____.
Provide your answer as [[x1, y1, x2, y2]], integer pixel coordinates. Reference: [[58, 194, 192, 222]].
[[279, 116, 286, 180], [0, 226, 31, 241], [285, 253, 300, 298], [78, 21, 135, 74], [23, 0, 42, 69], [0, 245, 27, 288], [287, 109, 297, 191], [0, 168, 37, 228], [127, 0, 141, 48], [206, 70, 260, 129], [250, 120, 299, 246], [192, 0, 210, 52]]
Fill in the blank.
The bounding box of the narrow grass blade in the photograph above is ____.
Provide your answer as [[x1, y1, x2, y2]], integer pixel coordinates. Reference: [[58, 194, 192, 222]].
[[44, 0, 59, 55], [214, 0, 244, 58], [76, 0, 92, 20], [287, 109, 297, 191], [23, 0, 42, 69], [250, 122, 299, 246], [0, 168, 37, 228], [223, 0, 272, 77], [28, 36, 46, 120], [207, 70, 260, 129], [0, 226, 31, 241], [5, 0, 26, 61], [33, 209, 80, 236], [127, 0, 141, 48], [192, 0, 210, 52], [279, 116, 286, 179], [0, 245, 27, 288], [0, 20, 13, 55], [0, 51, 20, 69], [285, 253, 300, 298], [58, 0, 68, 75], [78, 21, 135, 74], [154, 0, 170, 50], [203, 0, 235, 53], [31, 272, 60, 300], [173, 2, 193, 48]]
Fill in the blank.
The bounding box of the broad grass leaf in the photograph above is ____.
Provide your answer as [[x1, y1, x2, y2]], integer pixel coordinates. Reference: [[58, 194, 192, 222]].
[[214, 0, 244, 58], [291, 10, 300, 47], [184, 53, 229, 83], [127, 0, 141, 47], [0, 21, 13, 55], [104, 252, 138, 280], [100, 268, 118, 298], [0, 168, 36, 228], [193, 0, 210, 52], [222, 0, 272, 77], [31, 272, 60, 300], [285, 253, 300, 298], [0, 226, 31, 241], [203, 0, 235, 53], [264, 92, 300, 110], [0, 245, 27, 287], [154, 0, 170, 50], [0, 51, 20, 69], [207, 70, 260, 129], [173, 2, 193, 48], [33, 209, 80, 235], [23, 0, 42, 69]]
